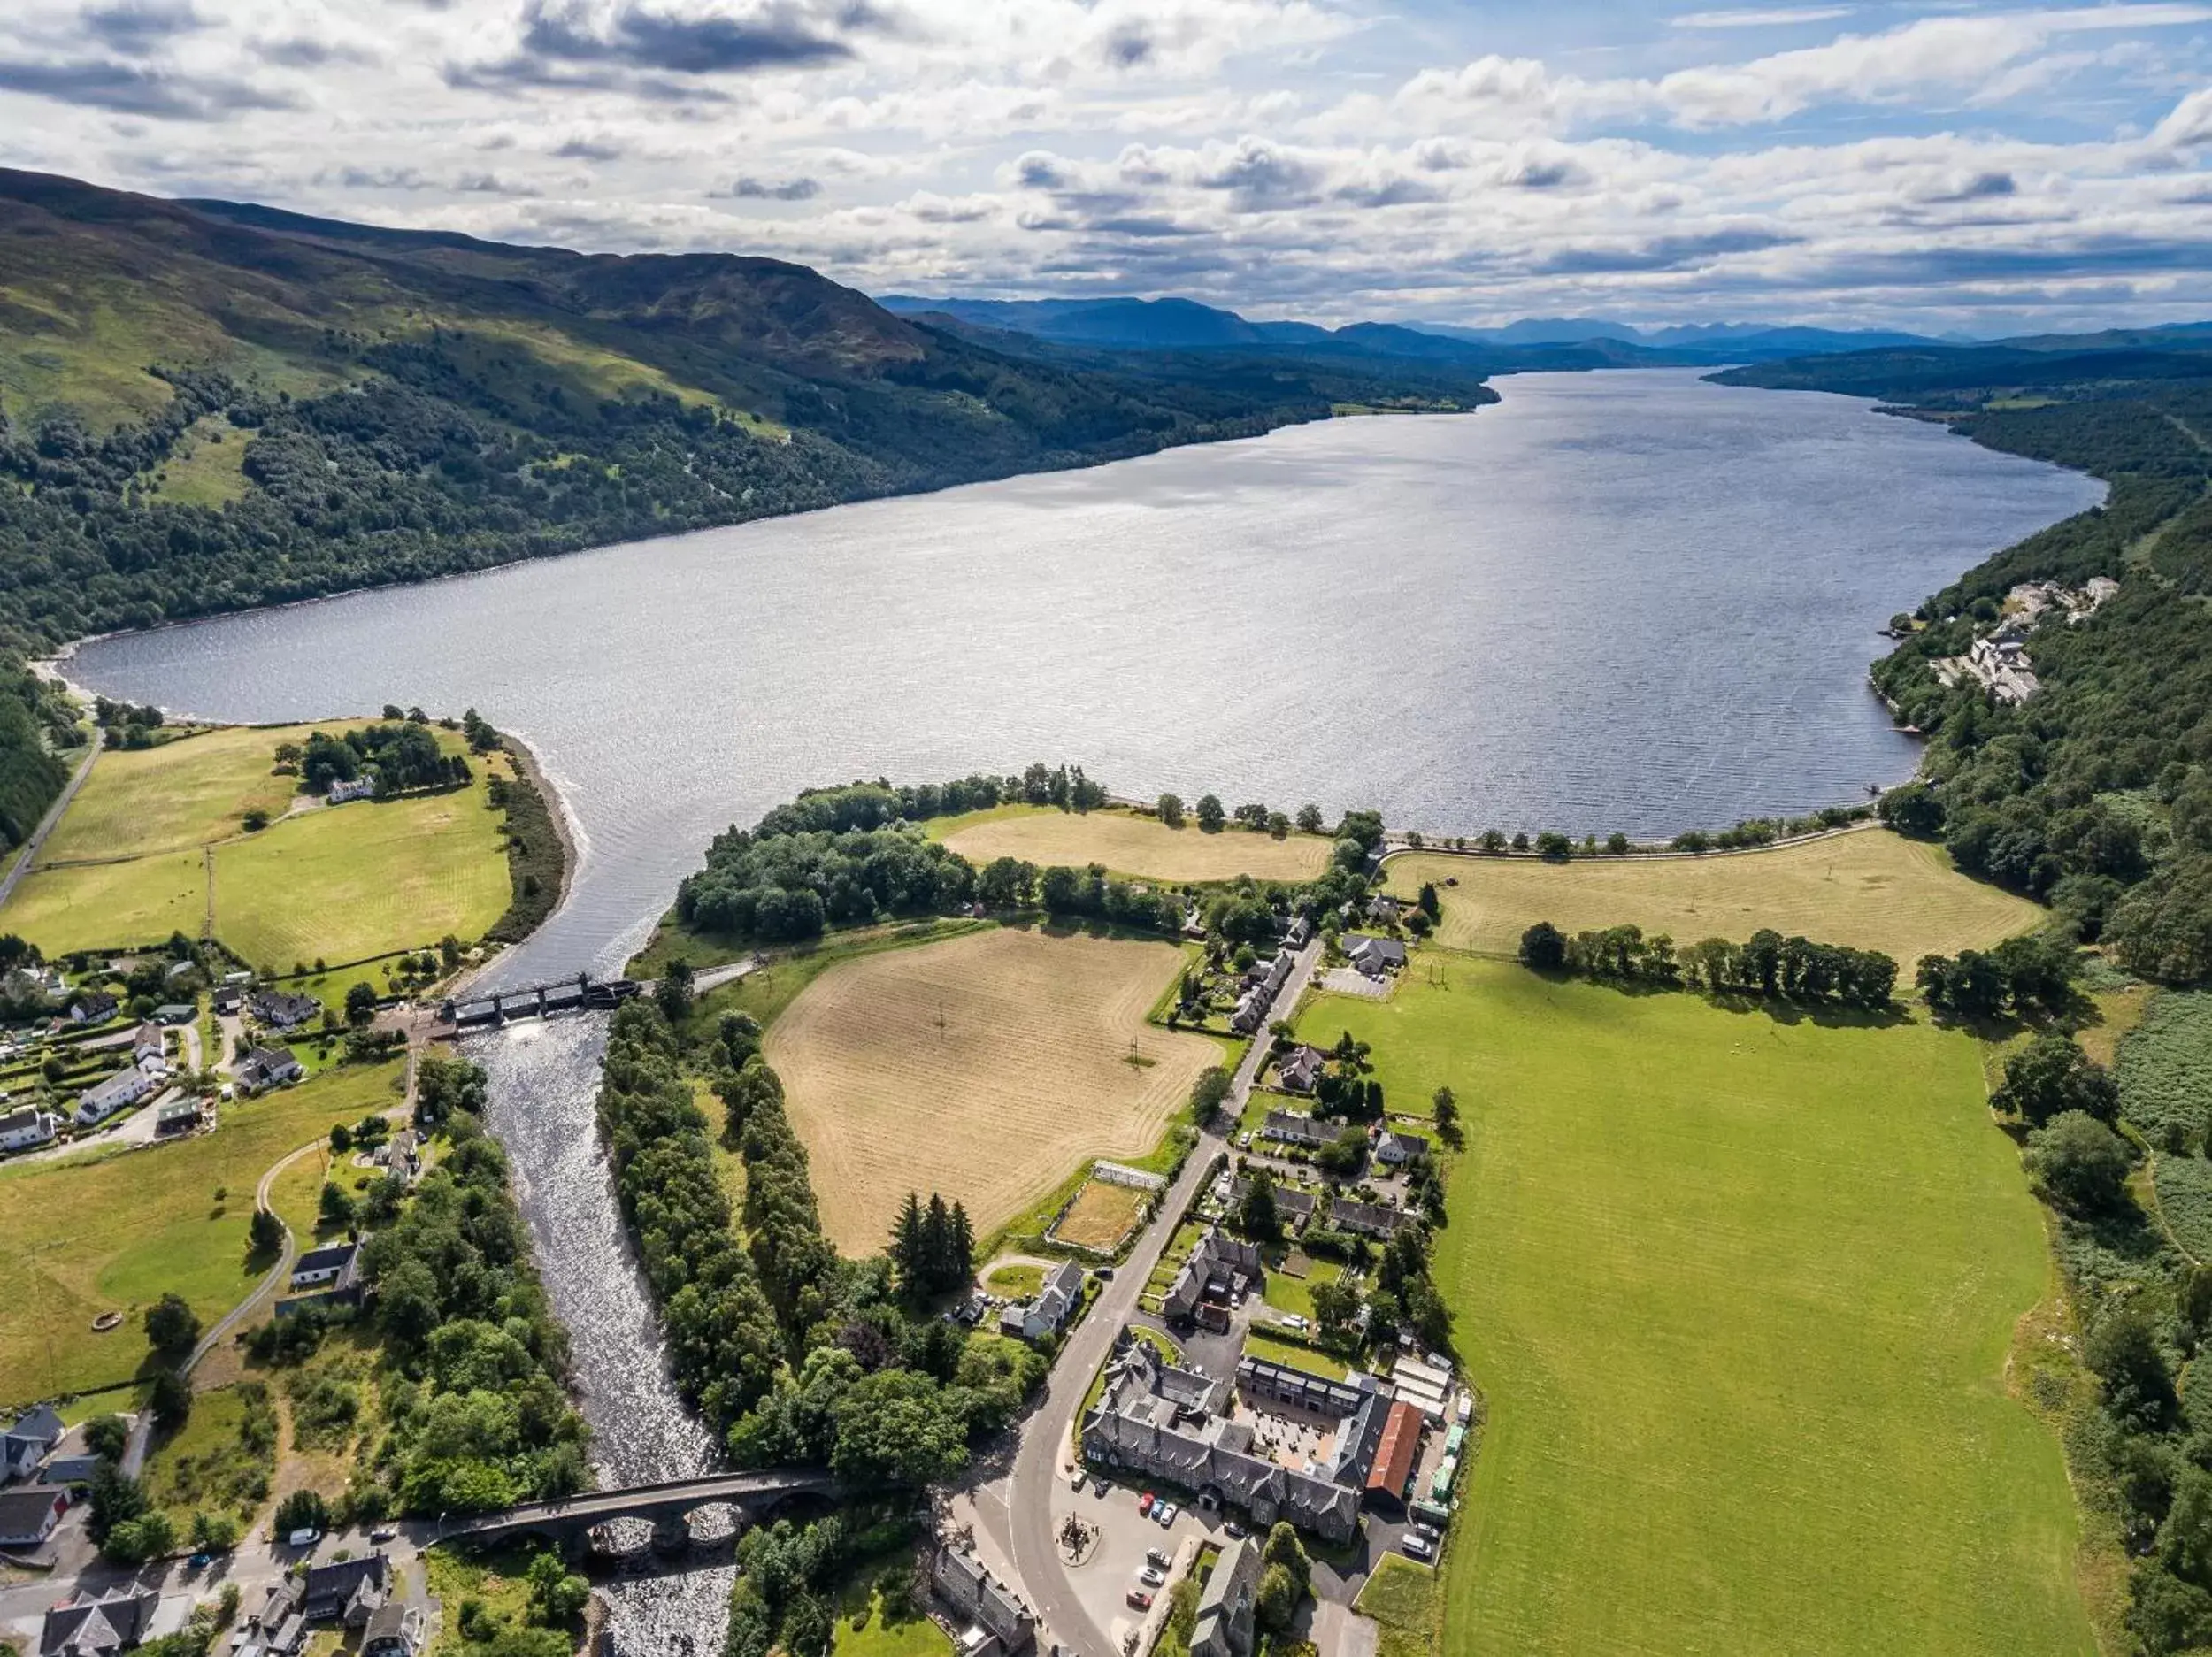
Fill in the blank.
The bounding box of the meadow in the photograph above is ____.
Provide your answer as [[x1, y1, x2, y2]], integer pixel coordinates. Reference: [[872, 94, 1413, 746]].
[[934, 803, 1330, 884], [1, 720, 511, 964], [0, 1060, 403, 1408], [761, 924, 1218, 1251], [1385, 828, 2039, 964], [1297, 958, 2092, 1657]]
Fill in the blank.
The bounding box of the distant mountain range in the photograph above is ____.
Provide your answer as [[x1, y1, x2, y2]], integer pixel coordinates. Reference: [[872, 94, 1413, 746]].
[[875, 295, 1957, 364]]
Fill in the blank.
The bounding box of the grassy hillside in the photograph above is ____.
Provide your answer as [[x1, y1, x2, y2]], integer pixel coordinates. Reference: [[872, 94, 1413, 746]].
[[1300, 959, 2091, 1657]]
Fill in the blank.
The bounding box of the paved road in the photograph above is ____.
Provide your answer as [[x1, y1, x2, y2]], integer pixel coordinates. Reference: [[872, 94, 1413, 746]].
[[0, 739, 98, 908], [995, 937, 1324, 1657]]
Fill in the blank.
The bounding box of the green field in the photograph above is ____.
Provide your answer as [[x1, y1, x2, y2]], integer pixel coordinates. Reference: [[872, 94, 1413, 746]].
[[1297, 959, 2090, 1656], [0, 1060, 404, 1407], [2, 721, 511, 963]]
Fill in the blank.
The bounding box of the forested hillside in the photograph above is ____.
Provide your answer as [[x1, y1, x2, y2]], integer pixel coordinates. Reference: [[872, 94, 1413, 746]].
[[0, 168, 1496, 855], [1717, 344, 2212, 979]]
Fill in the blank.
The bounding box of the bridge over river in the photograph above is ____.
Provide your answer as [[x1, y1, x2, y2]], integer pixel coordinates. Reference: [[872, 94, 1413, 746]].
[[440, 1468, 840, 1559]]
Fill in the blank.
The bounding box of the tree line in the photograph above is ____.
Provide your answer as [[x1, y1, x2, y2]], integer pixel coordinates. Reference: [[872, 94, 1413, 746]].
[[1518, 920, 1899, 1009]]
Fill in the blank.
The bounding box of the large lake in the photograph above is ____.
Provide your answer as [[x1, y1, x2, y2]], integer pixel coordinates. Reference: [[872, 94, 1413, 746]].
[[70, 367, 2100, 985]]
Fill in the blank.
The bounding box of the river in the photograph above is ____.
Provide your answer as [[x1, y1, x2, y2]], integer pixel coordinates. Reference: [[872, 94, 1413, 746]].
[[62, 367, 2105, 1651]]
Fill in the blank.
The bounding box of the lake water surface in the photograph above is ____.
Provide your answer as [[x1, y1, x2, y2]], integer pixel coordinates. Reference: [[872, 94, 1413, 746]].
[[64, 367, 2105, 1651], [69, 369, 2105, 987]]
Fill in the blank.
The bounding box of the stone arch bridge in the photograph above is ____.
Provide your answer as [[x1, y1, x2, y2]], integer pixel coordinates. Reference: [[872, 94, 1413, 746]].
[[439, 1469, 839, 1560]]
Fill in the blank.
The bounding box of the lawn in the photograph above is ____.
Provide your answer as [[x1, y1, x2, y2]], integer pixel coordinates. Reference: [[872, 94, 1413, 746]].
[[763, 924, 1219, 1251], [1240, 1329, 1346, 1380], [0, 1060, 405, 1408], [1385, 827, 2041, 965], [1298, 959, 2091, 1656], [984, 1262, 1043, 1299], [832, 1569, 952, 1657], [933, 802, 1331, 885], [1260, 1257, 1340, 1323], [1355, 1554, 1441, 1657], [1, 721, 511, 964]]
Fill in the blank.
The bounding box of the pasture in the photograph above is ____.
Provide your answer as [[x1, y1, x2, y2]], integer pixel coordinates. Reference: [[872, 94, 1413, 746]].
[[1385, 828, 2039, 965], [0, 1060, 403, 1408], [935, 804, 1330, 884], [762, 924, 1218, 1252], [2, 720, 511, 964], [1299, 959, 2091, 1657]]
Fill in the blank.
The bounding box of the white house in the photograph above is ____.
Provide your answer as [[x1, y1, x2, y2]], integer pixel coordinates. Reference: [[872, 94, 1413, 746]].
[[74, 1066, 157, 1127], [290, 1239, 361, 1293], [0, 1106, 58, 1154], [327, 776, 378, 804], [1374, 1131, 1429, 1168]]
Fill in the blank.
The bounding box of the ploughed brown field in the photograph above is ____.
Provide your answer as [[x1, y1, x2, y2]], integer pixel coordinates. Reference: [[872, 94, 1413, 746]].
[[763, 925, 1220, 1250]]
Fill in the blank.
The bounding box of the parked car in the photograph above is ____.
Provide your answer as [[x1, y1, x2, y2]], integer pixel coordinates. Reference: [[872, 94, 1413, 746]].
[[1140, 1566, 1166, 1587], [1281, 1314, 1309, 1331], [1223, 1520, 1248, 1539], [1401, 1532, 1435, 1561], [1094, 1477, 1110, 1497], [1126, 1590, 1154, 1612], [1146, 1548, 1171, 1569], [1139, 1492, 1156, 1515], [1070, 1466, 1087, 1491], [1157, 1502, 1179, 1527], [369, 1525, 397, 1544], [1238, 1132, 1252, 1147]]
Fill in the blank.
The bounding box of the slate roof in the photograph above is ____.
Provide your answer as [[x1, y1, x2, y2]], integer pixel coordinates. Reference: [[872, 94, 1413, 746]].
[[933, 1546, 1034, 1653], [39, 1589, 156, 1654], [1259, 1110, 1332, 1147]]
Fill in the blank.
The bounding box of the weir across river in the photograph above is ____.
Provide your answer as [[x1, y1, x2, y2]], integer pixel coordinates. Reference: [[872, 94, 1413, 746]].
[[436, 973, 641, 1030]]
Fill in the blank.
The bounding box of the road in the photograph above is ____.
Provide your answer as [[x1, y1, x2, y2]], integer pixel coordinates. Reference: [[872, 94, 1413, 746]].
[[0, 738, 98, 908], [990, 936, 1325, 1657]]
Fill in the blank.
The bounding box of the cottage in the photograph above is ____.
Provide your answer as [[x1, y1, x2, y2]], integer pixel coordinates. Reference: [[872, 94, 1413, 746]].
[[0, 1484, 68, 1549], [248, 990, 321, 1032], [67, 993, 119, 1025], [931, 1546, 1035, 1657], [211, 985, 245, 1016], [1229, 985, 1271, 1035], [290, 1239, 361, 1293], [326, 776, 379, 804], [3, 1406, 64, 1479], [1373, 1131, 1429, 1168], [235, 1581, 308, 1657], [1163, 1231, 1263, 1323], [132, 1022, 166, 1068], [1342, 935, 1408, 978], [361, 1603, 423, 1657], [38, 1589, 170, 1655], [237, 1047, 305, 1093], [998, 1259, 1086, 1342], [1366, 895, 1403, 925], [1330, 1197, 1411, 1240], [1282, 914, 1312, 949], [303, 1552, 390, 1626], [73, 1066, 157, 1127], [0, 1106, 59, 1153], [1190, 1536, 1263, 1657], [1275, 1046, 1325, 1093], [1258, 1109, 1333, 1149], [1228, 1178, 1316, 1231]]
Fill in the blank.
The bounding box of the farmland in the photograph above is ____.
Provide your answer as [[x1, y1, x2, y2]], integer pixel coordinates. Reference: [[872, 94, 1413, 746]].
[[1298, 958, 2090, 1657], [1385, 828, 2039, 965], [761, 924, 1218, 1251], [0, 720, 512, 965], [934, 803, 1330, 884], [0, 1060, 404, 1408]]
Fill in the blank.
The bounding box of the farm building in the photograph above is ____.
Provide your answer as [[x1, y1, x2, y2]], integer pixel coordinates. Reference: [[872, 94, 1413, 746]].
[[155, 1099, 204, 1138], [67, 993, 119, 1024]]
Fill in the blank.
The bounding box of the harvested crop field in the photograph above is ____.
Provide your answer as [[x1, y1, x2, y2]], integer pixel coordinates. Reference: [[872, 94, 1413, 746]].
[[1385, 827, 2038, 965], [1053, 1178, 1151, 1251], [764, 926, 1220, 1251], [936, 805, 1329, 884]]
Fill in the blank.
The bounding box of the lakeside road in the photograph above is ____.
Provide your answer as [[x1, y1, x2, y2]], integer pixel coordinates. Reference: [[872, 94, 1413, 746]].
[[0, 737, 98, 907], [980, 936, 1324, 1657]]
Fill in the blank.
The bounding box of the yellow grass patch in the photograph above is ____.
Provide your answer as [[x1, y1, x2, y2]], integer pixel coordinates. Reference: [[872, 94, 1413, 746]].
[[1386, 828, 2041, 964], [764, 926, 1218, 1251], [41, 724, 309, 863], [938, 805, 1329, 884], [1053, 1178, 1151, 1252]]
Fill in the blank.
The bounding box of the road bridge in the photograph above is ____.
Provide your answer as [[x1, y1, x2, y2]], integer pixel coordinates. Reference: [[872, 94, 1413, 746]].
[[439, 1469, 839, 1559]]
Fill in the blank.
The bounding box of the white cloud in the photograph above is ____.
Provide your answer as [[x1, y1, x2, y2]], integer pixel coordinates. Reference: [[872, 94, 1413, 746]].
[[1671, 8, 1855, 28]]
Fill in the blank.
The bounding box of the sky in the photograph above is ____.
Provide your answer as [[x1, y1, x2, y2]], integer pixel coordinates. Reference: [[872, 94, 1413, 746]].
[[3, 0, 2210, 333]]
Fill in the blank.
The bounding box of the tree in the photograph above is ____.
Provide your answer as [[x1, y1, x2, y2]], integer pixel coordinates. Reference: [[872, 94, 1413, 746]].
[[1317, 1126, 1367, 1178], [83, 1414, 129, 1463], [1417, 883, 1440, 920], [1194, 794, 1225, 833], [656, 955, 695, 1022], [1517, 921, 1567, 972], [829, 1369, 970, 1486], [1156, 793, 1185, 829], [190, 1509, 242, 1553], [1295, 805, 1324, 834], [248, 1207, 286, 1255], [1432, 1086, 1458, 1135], [87, 1463, 145, 1545], [1263, 1521, 1311, 1592], [273, 1489, 331, 1537], [144, 1292, 200, 1360], [2028, 1110, 2134, 1213], [1238, 1170, 1283, 1244], [344, 981, 378, 1027], [1256, 1565, 1299, 1635], [1188, 1066, 1232, 1125], [889, 1193, 927, 1299], [150, 1366, 192, 1431], [526, 1550, 591, 1623], [319, 1180, 357, 1228], [102, 1509, 175, 1566], [1310, 1276, 1362, 1346], [1993, 1034, 2118, 1125], [2088, 1305, 2177, 1432]]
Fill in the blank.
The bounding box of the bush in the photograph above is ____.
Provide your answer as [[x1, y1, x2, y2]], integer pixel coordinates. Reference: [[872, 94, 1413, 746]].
[[1994, 1035, 2118, 1126], [273, 1488, 330, 1537], [2026, 1110, 2133, 1213]]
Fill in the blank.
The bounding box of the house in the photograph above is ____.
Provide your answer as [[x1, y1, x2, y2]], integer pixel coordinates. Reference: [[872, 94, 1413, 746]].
[[0, 1106, 59, 1153], [380, 1130, 421, 1179], [1228, 1178, 1316, 1231], [931, 1546, 1035, 1657], [38, 1589, 165, 1654], [211, 984, 245, 1016], [0, 1484, 68, 1549], [326, 776, 378, 804], [73, 1066, 157, 1127], [361, 1603, 423, 1657], [132, 1022, 166, 1069], [1282, 914, 1311, 949], [1342, 935, 1408, 978], [303, 1552, 390, 1626], [237, 1047, 305, 1093], [235, 1581, 308, 1657], [1366, 895, 1402, 925], [290, 1239, 362, 1293], [152, 1003, 196, 1026], [1373, 1131, 1429, 1168], [4, 1406, 65, 1479], [1259, 1110, 1333, 1149], [155, 1099, 204, 1138], [36, 1418, 111, 1487], [67, 993, 119, 1025], [1190, 1536, 1262, 1657], [998, 1259, 1086, 1342], [1163, 1231, 1263, 1323], [1364, 1400, 1425, 1506], [248, 990, 321, 1032], [1275, 1046, 1325, 1093], [1331, 1198, 1412, 1240], [1230, 985, 1270, 1035]]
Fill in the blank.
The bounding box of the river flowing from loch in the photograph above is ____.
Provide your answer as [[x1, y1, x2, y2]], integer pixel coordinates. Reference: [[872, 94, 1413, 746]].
[[64, 368, 2106, 1650]]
